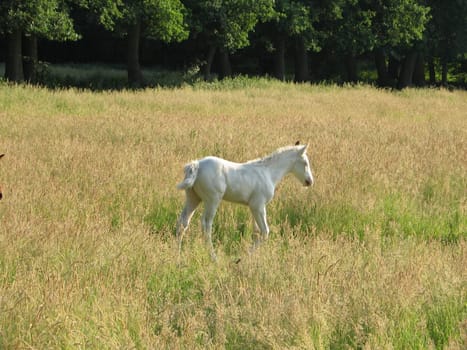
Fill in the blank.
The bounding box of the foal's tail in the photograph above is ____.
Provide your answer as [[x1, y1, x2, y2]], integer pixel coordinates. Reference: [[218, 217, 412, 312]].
[[176, 161, 199, 190]]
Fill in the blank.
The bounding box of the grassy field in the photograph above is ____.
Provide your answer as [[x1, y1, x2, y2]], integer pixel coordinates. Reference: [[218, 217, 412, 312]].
[[0, 80, 466, 349]]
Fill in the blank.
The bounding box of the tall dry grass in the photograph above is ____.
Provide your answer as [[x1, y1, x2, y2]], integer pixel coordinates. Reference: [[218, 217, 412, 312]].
[[0, 81, 466, 349]]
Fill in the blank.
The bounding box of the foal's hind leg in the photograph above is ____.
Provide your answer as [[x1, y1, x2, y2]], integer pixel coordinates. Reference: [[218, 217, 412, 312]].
[[201, 197, 221, 261], [177, 189, 201, 255]]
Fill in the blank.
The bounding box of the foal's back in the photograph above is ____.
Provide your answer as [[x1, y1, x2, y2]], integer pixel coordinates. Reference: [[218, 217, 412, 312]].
[[195, 156, 270, 205]]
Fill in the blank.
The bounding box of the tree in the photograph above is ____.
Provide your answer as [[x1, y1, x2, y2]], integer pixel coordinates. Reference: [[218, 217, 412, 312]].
[[0, 0, 79, 82], [183, 0, 274, 80], [86, 0, 189, 87], [260, 0, 360, 82], [259, 0, 316, 81], [329, 0, 376, 82], [425, 0, 467, 85], [369, 0, 430, 87]]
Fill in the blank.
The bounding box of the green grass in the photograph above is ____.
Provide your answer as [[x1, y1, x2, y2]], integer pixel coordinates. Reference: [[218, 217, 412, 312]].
[[0, 80, 466, 348], [426, 297, 466, 349]]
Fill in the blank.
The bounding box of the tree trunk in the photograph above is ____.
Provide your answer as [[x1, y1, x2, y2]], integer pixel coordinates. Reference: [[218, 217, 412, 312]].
[[218, 50, 232, 79], [441, 60, 448, 86], [374, 48, 389, 86], [5, 28, 24, 82], [345, 53, 358, 83], [23, 33, 38, 83], [204, 46, 216, 81], [273, 36, 286, 81], [127, 19, 143, 87], [387, 55, 400, 85], [412, 53, 425, 87], [397, 51, 417, 89], [428, 56, 436, 85], [294, 36, 308, 82]]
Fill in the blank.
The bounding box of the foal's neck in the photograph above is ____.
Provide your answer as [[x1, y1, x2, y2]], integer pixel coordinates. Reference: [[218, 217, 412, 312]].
[[264, 153, 296, 186]]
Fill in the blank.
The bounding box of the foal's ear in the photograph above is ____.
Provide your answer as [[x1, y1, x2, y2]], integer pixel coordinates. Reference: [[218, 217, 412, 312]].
[[0, 154, 4, 159], [299, 144, 308, 154], [295, 141, 300, 146]]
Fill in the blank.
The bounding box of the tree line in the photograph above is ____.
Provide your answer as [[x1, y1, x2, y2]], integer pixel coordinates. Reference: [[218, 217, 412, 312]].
[[1, 0, 466, 88]]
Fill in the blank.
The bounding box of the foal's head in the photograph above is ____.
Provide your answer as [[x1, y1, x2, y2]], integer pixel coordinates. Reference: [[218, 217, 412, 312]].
[[0, 154, 4, 200], [291, 145, 314, 187]]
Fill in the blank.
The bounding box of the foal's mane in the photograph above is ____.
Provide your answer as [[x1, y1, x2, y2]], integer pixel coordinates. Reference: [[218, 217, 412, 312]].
[[247, 145, 300, 165]]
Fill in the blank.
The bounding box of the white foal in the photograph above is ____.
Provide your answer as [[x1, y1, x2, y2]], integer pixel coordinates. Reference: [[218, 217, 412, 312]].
[[176, 143, 314, 260]]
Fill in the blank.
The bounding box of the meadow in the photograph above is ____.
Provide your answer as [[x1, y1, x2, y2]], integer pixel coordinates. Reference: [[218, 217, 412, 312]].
[[0, 79, 466, 349]]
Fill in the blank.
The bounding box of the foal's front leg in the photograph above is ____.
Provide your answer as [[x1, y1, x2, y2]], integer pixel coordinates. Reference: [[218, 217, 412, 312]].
[[249, 204, 270, 252]]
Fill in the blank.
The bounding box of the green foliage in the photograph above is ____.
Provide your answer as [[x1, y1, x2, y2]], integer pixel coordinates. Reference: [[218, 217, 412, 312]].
[[273, 0, 313, 36], [261, 0, 320, 52], [143, 0, 189, 42], [426, 0, 467, 62], [331, 0, 376, 55], [87, 0, 189, 42], [83, 0, 124, 30], [184, 0, 275, 51], [1, 0, 465, 85], [385, 0, 430, 47], [372, 0, 430, 49], [0, 0, 79, 40]]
